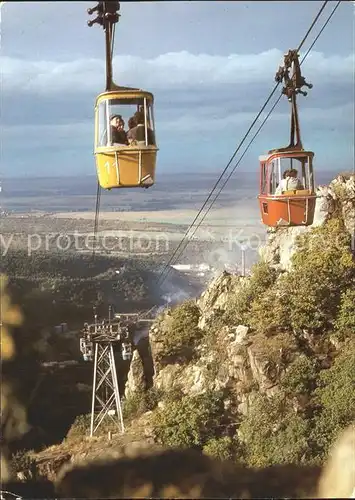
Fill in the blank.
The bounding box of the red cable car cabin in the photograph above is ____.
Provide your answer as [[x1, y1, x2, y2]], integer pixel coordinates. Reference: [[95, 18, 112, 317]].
[[258, 150, 316, 226], [258, 49, 316, 227]]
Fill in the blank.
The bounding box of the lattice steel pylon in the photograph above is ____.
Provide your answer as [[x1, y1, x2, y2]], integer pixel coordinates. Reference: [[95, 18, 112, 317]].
[[80, 307, 156, 437], [80, 307, 134, 437], [90, 339, 124, 436]]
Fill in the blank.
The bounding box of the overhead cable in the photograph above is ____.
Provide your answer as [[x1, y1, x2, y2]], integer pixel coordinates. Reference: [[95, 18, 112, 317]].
[[157, 0, 341, 286]]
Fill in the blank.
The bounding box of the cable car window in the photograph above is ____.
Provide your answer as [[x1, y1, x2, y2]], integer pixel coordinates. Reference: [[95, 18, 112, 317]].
[[149, 102, 156, 132], [97, 102, 108, 147], [279, 157, 302, 181], [301, 157, 308, 189], [135, 98, 156, 146], [284, 156, 309, 191], [260, 162, 268, 194], [300, 155, 314, 191], [270, 155, 314, 195], [97, 98, 156, 147], [269, 160, 278, 194]]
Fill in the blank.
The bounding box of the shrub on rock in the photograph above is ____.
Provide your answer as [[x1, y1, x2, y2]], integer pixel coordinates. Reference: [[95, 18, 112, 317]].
[[154, 300, 203, 365], [151, 391, 224, 449]]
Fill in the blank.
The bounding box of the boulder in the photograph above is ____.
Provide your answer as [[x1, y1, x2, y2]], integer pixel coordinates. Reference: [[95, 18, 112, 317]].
[[197, 272, 246, 330]]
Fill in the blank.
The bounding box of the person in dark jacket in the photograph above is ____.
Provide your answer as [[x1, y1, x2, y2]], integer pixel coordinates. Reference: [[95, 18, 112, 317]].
[[110, 114, 128, 145], [133, 110, 155, 145], [127, 116, 137, 143]]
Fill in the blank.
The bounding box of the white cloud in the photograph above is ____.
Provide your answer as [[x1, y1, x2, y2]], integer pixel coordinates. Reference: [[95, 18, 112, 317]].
[[1, 49, 353, 94], [157, 102, 354, 133], [2, 102, 352, 147], [1, 121, 93, 149]]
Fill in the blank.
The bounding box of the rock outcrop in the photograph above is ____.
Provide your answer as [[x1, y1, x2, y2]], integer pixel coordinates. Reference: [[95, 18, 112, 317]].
[[124, 175, 355, 402], [124, 335, 155, 398], [115, 176, 355, 466], [147, 301, 301, 410], [196, 271, 247, 329]]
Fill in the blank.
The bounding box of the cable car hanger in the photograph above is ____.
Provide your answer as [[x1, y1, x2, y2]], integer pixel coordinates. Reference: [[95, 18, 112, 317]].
[[87, 0, 140, 92], [271, 49, 313, 153], [87, 0, 121, 91]]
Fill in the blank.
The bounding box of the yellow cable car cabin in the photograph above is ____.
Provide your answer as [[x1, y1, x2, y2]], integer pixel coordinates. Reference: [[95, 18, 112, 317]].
[[94, 87, 158, 189], [258, 150, 317, 227]]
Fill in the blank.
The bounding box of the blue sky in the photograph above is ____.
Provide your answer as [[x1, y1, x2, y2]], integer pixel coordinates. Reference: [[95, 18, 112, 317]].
[[0, 1, 353, 178]]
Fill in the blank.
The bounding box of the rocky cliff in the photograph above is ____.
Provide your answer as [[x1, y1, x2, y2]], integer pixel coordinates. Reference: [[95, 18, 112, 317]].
[[121, 171, 354, 471], [3, 173, 355, 498]]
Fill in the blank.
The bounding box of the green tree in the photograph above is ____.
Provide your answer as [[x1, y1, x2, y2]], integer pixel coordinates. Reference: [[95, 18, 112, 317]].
[[311, 340, 355, 461], [283, 219, 355, 333], [152, 391, 225, 449], [280, 355, 318, 396], [155, 300, 203, 364], [238, 392, 309, 467], [245, 219, 355, 335], [224, 261, 278, 325], [334, 288, 355, 337], [203, 436, 242, 462]]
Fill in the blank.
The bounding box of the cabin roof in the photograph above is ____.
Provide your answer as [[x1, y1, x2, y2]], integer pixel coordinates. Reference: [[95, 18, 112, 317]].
[[96, 84, 154, 99], [259, 150, 314, 162]]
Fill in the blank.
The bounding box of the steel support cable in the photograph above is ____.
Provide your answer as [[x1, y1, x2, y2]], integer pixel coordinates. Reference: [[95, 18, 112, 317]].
[[157, 0, 337, 286], [156, 91, 281, 283], [158, 0, 341, 281], [299, 0, 341, 64], [92, 181, 101, 258], [156, 0, 329, 285]]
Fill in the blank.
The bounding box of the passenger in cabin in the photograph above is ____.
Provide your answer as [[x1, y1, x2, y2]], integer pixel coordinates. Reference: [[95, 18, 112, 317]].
[[288, 168, 304, 189], [110, 114, 128, 146], [275, 168, 303, 194], [118, 117, 129, 145], [127, 117, 137, 143], [133, 110, 155, 145], [275, 169, 289, 192]]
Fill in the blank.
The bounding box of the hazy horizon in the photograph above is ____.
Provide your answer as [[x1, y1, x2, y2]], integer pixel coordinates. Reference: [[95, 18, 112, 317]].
[[1, 169, 342, 214], [1, 166, 347, 181]]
